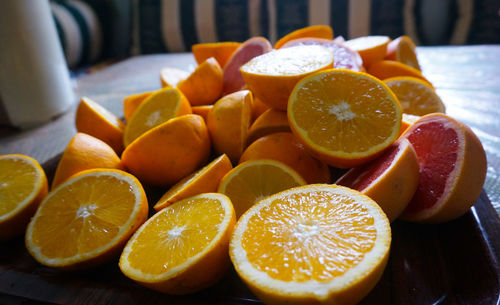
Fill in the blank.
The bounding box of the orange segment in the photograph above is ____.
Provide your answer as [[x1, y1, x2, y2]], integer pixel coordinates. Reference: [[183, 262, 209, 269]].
[[206, 90, 253, 163], [191, 105, 213, 121], [251, 97, 271, 121], [160, 67, 190, 88], [368, 60, 433, 86], [177, 57, 223, 106], [384, 76, 445, 116], [218, 160, 306, 217], [344, 35, 391, 68], [241, 45, 334, 110], [75, 97, 125, 154], [120, 193, 236, 294], [274, 25, 334, 49], [123, 91, 155, 122], [336, 139, 420, 221], [192, 42, 241, 68], [52, 133, 124, 190], [25, 169, 148, 269], [385, 35, 421, 70], [288, 69, 402, 168], [122, 114, 211, 186], [240, 132, 331, 184], [154, 154, 233, 211], [230, 184, 391, 305], [0, 154, 48, 240], [247, 109, 290, 145], [123, 87, 192, 147]]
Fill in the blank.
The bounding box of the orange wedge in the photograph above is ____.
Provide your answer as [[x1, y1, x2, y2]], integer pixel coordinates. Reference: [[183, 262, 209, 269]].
[[0, 154, 48, 240], [344, 35, 391, 68], [246, 108, 290, 145], [368, 60, 432, 86], [123, 91, 155, 122], [177, 57, 223, 106], [154, 154, 233, 211], [230, 184, 391, 305], [51, 133, 124, 189], [251, 97, 271, 121], [160, 67, 190, 88], [288, 69, 402, 168], [120, 193, 236, 294], [218, 159, 306, 217], [384, 76, 445, 116], [25, 169, 148, 269], [274, 25, 334, 49], [385, 35, 421, 70], [123, 87, 192, 147], [192, 42, 241, 68], [191, 105, 213, 121], [400, 113, 421, 135], [75, 97, 125, 154], [241, 45, 334, 110]]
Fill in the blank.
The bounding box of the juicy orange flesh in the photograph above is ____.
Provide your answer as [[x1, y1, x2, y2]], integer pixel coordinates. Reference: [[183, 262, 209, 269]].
[[385, 80, 443, 116], [291, 72, 399, 153], [85, 98, 123, 128], [31, 175, 136, 258], [0, 158, 39, 216], [128, 197, 224, 275], [242, 190, 377, 282], [222, 163, 304, 217], [345, 36, 390, 51]]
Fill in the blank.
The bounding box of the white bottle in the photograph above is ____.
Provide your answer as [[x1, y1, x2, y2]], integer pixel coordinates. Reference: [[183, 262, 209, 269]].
[[0, 0, 75, 129]]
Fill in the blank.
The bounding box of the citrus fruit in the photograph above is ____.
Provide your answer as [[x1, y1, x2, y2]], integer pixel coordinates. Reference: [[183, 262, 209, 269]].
[[75, 97, 125, 154], [367, 60, 432, 86], [206, 90, 253, 163], [177, 57, 223, 106], [119, 193, 236, 294], [240, 132, 331, 184], [344, 35, 391, 68], [385, 35, 421, 70], [336, 139, 419, 221], [123, 91, 155, 122], [399, 113, 487, 223], [241, 45, 334, 110], [0, 154, 48, 240], [160, 67, 190, 88], [191, 105, 213, 121], [222, 37, 272, 95], [384, 76, 445, 116], [154, 154, 233, 211], [123, 87, 192, 147], [281, 38, 363, 71], [218, 159, 306, 217], [122, 114, 211, 186], [51, 133, 124, 189], [230, 184, 391, 305], [274, 25, 334, 49], [192, 41, 241, 68], [251, 97, 271, 121], [288, 69, 402, 168], [25, 169, 148, 269], [399, 113, 421, 135], [246, 108, 290, 145]]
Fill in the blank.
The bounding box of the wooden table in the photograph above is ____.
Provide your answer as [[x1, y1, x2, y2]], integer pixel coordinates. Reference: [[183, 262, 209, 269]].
[[1, 46, 499, 304]]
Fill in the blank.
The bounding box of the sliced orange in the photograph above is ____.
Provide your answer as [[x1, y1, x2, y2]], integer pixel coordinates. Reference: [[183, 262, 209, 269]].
[[206, 90, 253, 163], [123, 87, 192, 147], [241, 45, 334, 110], [0, 154, 48, 240], [160, 67, 190, 88], [123, 91, 155, 122], [25, 169, 148, 269], [119, 193, 236, 294], [274, 25, 334, 49], [384, 76, 445, 116], [400, 113, 421, 135], [336, 139, 419, 221], [251, 96, 271, 121], [344, 35, 391, 68], [122, 114, 211, 186], [191, 105, 213, 121], [240, 132, 331, 184], [367, 60, 432, 86], [75, 97, 125, 154], [154, 154, 233, 211], [177, 57, 223, 106], [192, 41, 241, 68], [385, 35, 421, 70], [51, 133, 124, 190], [230, 184, 391, 305], [218, 159, 306, 217], [288, 69, 402, 168], [247, 108, 290, 145]]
